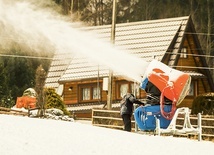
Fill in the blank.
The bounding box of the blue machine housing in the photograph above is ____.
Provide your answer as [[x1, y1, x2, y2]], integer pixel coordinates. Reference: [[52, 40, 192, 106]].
[[134, 105, 172, 131]]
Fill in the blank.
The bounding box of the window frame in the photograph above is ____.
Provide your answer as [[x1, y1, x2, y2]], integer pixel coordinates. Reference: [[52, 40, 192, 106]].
[[79, 83, 101, 102]]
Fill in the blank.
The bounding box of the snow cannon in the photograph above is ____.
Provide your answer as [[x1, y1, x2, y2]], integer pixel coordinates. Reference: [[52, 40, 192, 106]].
[[141, 59, 191, 106], [140, 59, 191, 120]]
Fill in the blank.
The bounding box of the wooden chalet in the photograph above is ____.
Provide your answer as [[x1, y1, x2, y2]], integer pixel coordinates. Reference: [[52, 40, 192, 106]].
[[45, 16, 214, 118]]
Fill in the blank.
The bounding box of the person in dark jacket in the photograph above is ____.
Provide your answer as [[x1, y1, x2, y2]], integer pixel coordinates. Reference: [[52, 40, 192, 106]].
[[120, 93, 144, 132]]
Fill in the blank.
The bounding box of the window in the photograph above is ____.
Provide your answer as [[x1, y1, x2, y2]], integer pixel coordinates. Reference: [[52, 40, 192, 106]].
[[93, 87, 101, 99], [131, 83, 140, 96], [117, 81, 140, 99], [187, 81, 194, 96], [120, 84, 128, 97], [79, 84, 101, 102], [82, 88, 90, 100], [180, 47, 187, 58]]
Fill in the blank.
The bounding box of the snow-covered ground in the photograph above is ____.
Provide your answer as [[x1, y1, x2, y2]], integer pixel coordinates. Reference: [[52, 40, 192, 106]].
[[0, 114, 213, 155]]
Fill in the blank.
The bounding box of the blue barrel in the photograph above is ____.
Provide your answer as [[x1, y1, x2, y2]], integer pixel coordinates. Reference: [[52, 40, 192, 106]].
[[134, 105, 172, 131]]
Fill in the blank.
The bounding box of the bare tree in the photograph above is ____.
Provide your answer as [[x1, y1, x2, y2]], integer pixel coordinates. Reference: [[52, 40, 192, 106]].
[[35, 65, 46, 117]]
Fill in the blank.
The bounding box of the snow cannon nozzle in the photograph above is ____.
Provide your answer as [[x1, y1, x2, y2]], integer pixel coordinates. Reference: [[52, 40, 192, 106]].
[[140, 59, 191, 106]]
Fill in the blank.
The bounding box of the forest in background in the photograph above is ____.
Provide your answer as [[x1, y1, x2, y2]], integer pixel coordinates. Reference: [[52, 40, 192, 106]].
[[0, 0, 213, 107]]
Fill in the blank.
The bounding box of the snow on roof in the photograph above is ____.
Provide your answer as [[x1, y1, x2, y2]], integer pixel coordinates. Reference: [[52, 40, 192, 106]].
[[45, 52, 73, 89], [45, 16, 190, 88], [184, 71, 205, 78]]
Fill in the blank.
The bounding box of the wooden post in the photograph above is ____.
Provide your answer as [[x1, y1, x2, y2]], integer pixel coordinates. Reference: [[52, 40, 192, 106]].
[[198, 113, 202, 141], [107, 0, 117, 110]]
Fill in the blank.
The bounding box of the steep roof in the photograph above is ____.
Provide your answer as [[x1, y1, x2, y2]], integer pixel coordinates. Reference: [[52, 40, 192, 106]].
[[45, 52, 72, 89], [45, 16, 190, 89], [79, 16, 188, 60]]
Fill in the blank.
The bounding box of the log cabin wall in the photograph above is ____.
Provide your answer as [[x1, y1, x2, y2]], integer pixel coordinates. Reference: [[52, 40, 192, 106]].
[[63, 77, 147, 106], [176, 33, 211, 108], [186, 33, 211, 92], [63, 79, 105, 105]]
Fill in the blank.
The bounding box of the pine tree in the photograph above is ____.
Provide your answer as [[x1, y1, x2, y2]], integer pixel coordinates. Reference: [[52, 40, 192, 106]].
[[44, 88, 70, 116]]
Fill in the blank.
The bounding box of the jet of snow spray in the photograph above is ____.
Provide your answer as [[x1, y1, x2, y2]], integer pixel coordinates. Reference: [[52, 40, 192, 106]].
[[0, 0, 148, 83]]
